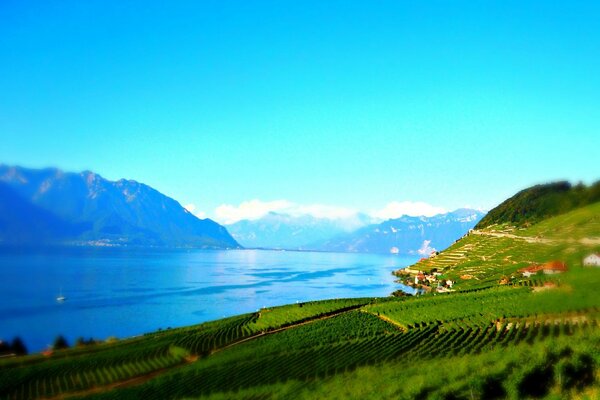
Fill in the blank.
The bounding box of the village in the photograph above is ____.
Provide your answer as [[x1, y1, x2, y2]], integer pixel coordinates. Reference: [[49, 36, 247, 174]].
[[396, 251, 600, 293]]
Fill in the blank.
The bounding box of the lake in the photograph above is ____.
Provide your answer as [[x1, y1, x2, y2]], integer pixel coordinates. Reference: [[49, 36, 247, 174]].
[[0, 248, 418, 352]]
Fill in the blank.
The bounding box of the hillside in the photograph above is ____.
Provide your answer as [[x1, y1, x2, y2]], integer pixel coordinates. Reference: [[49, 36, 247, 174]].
[[475, 180, 600, 229], [316, 209, 484, 255], [0, 165, 239, 249], [401, 199, 600, 291]]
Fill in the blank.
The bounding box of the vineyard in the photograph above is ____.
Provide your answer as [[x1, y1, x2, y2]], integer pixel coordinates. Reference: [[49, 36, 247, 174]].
[[0, 298, 374, 400], [1, 267, 599, 400], [401, 202, 600, 291]]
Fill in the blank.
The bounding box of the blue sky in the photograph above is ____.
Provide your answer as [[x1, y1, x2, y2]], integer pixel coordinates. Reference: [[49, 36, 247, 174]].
[[1, 1, 599, 222]]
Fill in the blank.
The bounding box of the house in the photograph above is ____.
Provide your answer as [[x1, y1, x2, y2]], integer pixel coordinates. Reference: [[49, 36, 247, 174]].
[[446, 280, 454, 288], [583, 253, 600, 267], [518, 264, 543, 278], [415, 271, 426, 285], [519, 261, 567, 276], [542, 261, 568, 274]]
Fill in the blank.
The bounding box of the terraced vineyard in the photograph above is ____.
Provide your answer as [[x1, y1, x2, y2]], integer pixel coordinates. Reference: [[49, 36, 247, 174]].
[[0, 341, 188, 400], [401, 202, 600, 290], [0, 298, 372, 400]]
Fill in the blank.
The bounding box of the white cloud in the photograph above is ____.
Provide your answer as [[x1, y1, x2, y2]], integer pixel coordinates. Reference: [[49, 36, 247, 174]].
[[293, 204, 358, 219], [184, 203, 207, 219], [213, 199, 450, 225], [417, 240, 437, 256], [371, 201, 447, 220], [214, 199, 360, 225], [215, 199, 294, 224]]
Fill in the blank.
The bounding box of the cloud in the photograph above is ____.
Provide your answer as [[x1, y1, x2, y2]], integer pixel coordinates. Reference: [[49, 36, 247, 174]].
[[215, 199, 294, 224], [184, 203, 207, 219], [214, 199, 359, 225], [371, 201, 447, 220], [417, 240, 437, 256], [293, 204, 358, 219], [213, 199, 449, 225]]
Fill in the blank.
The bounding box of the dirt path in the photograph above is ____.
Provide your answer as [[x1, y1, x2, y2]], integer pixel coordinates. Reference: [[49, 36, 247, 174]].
[[41, 305, 364, 400], [472, 230, 600, 246], [364, 311, 407, 332], [41, 355, 199, 400], [470, 230, 555, 244], [213, 306, 363, 354]]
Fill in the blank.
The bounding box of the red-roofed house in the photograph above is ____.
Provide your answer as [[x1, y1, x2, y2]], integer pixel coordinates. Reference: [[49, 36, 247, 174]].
[[542, 261, 568, 274], [518, 264, 544, 278]]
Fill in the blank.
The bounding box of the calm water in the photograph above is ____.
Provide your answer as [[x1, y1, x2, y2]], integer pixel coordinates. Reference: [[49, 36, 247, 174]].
[[0, 248, 417, 352]]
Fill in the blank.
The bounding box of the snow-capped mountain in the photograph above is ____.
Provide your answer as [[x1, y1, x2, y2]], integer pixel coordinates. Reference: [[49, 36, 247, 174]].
[[314, 209, 485, 254], [226, 212, 374, 249]]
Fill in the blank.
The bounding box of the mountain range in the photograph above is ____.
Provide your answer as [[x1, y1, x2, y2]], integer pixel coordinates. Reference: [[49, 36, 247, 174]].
[[227, 209, 485, 255], [226, 212, 374, 249], [0, 165, 239, 249], [314, 209, 485, 255], [0, 164, 485, 253]]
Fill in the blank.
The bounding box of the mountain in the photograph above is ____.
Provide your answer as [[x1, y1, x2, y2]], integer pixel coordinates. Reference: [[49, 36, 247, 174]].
[[314, 209, 485, 255], [0, 165, 240, 248], [475, 180, 600, 229], [226, 212, 373, 249], [0, 182, 84, 245]]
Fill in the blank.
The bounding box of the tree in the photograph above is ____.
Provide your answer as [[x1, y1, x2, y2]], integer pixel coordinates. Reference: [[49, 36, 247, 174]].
[[53, 335, 69, 350], [0, 340, 10, 355], [11, 337, 27, 356]]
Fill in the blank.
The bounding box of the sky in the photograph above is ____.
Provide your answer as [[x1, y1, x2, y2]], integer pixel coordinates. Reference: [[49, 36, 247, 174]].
[[1, 1, 599, 223]]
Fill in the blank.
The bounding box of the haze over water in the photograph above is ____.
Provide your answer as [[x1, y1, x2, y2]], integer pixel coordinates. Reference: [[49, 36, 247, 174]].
[[0, 248, 417, 352]]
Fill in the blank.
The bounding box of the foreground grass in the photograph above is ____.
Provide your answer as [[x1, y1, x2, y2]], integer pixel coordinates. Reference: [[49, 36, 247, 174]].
[[194, 331, 600, 400]]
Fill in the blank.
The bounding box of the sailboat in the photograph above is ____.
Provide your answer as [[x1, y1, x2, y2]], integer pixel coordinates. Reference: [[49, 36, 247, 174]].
[[56, 288, 66, 303]]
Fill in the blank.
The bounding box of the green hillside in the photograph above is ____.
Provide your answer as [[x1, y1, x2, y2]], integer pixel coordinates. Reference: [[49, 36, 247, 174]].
[[1, 201, 599, 399], [401, 201, 600, 290], [475, 181, 600, 229]]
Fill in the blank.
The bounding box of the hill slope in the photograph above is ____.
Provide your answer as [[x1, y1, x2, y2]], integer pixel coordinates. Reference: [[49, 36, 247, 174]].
[[400, 201, 600, 290], [0, 165, 239, 248], [475, 180, 600, 229]]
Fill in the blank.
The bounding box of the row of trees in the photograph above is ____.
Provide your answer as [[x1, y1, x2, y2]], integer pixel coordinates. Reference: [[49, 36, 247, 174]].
[[0, 337, 27, 355], [0, 335, 101, 357]]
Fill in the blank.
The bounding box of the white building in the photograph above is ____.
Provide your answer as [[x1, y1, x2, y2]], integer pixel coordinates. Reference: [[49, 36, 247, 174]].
[[583, 253, 600, 267]]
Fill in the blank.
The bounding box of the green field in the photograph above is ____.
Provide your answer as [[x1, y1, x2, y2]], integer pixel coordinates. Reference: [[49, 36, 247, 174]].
[[1, 203, 599, 399]]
